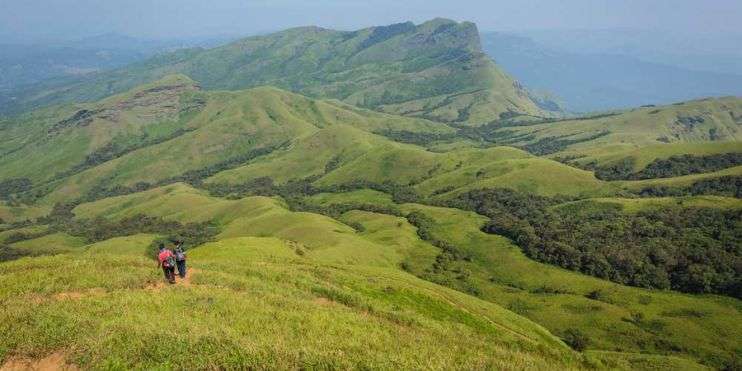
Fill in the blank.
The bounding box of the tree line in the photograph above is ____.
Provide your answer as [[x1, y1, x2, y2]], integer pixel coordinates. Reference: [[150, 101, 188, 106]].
[[443, 188, 742, 298], [594, 153, 742, 181]]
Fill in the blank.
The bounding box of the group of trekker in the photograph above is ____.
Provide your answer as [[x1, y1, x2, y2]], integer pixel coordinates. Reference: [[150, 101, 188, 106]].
[[157, 241, 187, 284]]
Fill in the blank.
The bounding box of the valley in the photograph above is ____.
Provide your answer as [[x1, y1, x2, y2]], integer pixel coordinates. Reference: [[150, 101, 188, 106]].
[[0, 18, 740, 370]]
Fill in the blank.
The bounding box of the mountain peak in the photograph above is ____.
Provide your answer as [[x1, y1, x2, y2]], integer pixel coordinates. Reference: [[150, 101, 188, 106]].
[[1, 20, 551, 123], [419, 17, 458, 27]]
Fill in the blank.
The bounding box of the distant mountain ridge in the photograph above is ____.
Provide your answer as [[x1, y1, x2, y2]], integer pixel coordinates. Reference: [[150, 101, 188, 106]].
[[0, 19, 557, 124], [0, 33, 227, 94], [481, 31, 742, 112]]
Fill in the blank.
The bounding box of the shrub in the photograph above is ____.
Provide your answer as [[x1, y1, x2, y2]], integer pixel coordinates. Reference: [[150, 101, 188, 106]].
[[562, 328, 589, 351]]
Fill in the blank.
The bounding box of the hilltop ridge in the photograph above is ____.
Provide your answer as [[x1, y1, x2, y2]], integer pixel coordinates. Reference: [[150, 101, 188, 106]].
[[0, 19, 556, 124]]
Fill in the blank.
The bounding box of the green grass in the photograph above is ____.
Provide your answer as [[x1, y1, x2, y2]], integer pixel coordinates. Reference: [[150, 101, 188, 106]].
[[307, 189, 395, 207], [0, 234, 593, 370], [0, 75, 200, 186], [496, 97, 742, 168], [3, 180, 731, 369], [1, 230, 710, 369], [306, 194, 742, 368], [0, 225, 49, 244], [70, 183, 738, 368], [9, 232, 87, 255], [0, 203, 49, 224], [74, 183, 405, 268], [0, 29, 739, 370], [208, 129, 615, 199], [7, 82, 451, 204], [418, 156, 616, 199], [385, 203, 741, 368], [14, 74, 737, 208]]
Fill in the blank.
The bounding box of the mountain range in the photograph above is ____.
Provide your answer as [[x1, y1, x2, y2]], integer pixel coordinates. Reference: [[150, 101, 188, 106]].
[[0, 19, 560, 124], [0, 18, 740, 370]]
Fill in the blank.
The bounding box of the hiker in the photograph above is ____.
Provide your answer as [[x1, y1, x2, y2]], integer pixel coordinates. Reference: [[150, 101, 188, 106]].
[[157, 243, 176, 284], [174, 241, 187, 279]]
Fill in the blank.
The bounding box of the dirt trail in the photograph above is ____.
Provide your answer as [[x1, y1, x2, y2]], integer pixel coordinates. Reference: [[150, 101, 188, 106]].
[[176, 268, 197, 286], [1, 352, 78, 371], [147, 267, 199, 290]]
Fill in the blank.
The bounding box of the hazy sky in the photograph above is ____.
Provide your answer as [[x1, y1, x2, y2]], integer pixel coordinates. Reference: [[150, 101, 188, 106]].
[[2, 0, 741, 42]]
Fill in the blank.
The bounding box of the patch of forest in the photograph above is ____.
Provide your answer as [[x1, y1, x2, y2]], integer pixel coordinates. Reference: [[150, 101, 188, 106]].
[[593, 153, 742, 181], [0, 203, 217, 262], [638, 176, 742, 198], [444, 188, 742, 298]]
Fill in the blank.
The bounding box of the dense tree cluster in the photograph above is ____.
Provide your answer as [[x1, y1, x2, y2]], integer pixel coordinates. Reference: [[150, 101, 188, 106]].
[[42, 203, 217, 247], [0, 178, 32, 200], [522, 131, 610, 156], [80, 144, 287, 202], [206, 177, 421, 205], [48, 109, 100, 134], [445, 188, 742, 298], [595, 153, 742, 181], [638, 176, 742, 198], [0, 244, 37, 262], [675, 115, 705, 129], [375, 130, 457, 146]]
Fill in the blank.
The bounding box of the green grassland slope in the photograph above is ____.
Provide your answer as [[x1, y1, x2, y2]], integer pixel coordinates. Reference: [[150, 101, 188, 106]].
[[1, 77, 606, 205], [0, 20, 740, 370], [1, 185, 593, 369], [2, 182, 716, 369], [0, 77, 453, 203], [0, 19, 554, 124], [497, 97, 742, 167]]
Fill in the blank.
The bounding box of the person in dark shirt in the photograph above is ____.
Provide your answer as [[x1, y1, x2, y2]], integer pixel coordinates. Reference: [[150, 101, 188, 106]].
[[173, 241, 187, 279]]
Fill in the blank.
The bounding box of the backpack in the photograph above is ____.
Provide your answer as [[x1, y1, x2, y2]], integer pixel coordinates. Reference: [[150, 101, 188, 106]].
[[175, 248, 186, 261], [164, 254, 176, 268]]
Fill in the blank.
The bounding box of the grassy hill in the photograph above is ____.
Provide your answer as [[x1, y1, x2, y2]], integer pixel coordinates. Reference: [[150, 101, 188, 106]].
[[4, 231, 709, 369], [2, 77, 610, 207], [1, 182, 728, 369], [494, 97, 742, 165], [0, 19, 555, 124], [0, 21, 740, 369], [1, 184, 586, 369], [0, 77, 454, 203], [1, 234, 588, 369]]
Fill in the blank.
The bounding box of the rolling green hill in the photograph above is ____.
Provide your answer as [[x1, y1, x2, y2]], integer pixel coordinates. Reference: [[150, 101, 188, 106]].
[[494, 97, 742, 166], [3, 182, 728, 369], [4, 231, 708, 369], [1, 20, 740, 371], [0, 19, 556, 124], [0, 76, 455, 203]]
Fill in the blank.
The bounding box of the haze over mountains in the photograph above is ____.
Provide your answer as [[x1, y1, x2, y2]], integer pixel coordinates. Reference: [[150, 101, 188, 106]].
[[3, 24, 740, 114], [481, 30, 742, 112], [0, 16, 741, 371], [0, 33, 233, 94]]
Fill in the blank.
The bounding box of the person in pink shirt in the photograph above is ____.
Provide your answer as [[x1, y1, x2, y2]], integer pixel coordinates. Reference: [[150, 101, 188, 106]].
[[157, 243, 176, 284]]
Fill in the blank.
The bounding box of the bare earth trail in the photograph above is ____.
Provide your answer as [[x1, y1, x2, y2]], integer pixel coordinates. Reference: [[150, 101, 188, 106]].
[[0, 352, 78, 371], [175, 267, 198, 286]]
